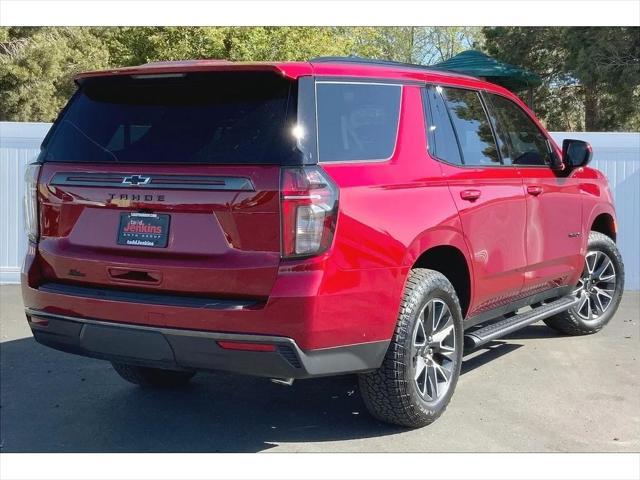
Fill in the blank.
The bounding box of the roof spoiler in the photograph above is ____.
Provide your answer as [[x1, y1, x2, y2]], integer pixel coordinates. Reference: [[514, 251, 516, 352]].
[[74, 60, 306, 84]]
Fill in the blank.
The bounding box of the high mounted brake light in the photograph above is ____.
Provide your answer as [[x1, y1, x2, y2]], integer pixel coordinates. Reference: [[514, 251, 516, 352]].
[[280, 166, 339, 258]]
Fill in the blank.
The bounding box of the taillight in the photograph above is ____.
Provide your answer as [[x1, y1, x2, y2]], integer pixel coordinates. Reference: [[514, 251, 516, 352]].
[[23, 164, 41, 243], [281, 166, 339, 258]]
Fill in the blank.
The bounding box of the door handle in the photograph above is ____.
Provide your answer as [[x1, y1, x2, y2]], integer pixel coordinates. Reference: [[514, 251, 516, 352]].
[[527, 185, 543, 196], [460, 189, 481, 201]]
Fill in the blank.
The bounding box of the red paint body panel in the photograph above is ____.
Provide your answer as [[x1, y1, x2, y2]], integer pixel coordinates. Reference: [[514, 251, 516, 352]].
[[519, 167, 584, 292], [23, 60, 618, 356], [441, 163, 527, 316], [37, 163, 282, 298]]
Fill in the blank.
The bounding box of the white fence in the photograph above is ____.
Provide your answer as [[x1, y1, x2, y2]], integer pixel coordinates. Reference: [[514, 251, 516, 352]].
[[1, 122, 639, 288], [1, 122, 52, 284]]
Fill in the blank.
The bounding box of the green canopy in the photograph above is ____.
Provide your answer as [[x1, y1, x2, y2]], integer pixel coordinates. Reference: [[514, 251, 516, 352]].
[[434, 50, 542, 92]]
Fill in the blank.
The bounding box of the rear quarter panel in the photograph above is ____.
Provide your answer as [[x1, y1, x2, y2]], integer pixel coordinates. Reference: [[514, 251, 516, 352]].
[[317, 86, 472, 346]]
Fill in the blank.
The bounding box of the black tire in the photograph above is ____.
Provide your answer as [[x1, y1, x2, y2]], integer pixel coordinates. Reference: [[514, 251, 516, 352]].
[[544, 231, 624, 335], [358, 269, 464, 428], [111, 362, 196, 388]]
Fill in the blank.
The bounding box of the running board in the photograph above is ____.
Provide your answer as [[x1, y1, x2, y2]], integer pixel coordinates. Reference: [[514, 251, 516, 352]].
[[464, 295, 580, 350]]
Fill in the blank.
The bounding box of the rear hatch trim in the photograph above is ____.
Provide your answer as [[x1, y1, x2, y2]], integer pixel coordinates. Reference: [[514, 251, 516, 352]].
[[51, 172, 255, 191]]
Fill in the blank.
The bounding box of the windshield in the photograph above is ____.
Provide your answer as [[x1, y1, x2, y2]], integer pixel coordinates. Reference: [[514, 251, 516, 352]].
[[41, 71, 299, 164]]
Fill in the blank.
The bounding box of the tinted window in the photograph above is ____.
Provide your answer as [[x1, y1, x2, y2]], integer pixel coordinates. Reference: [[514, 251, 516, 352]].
[[316, 83, 401, 162], [441, 87, 500, 166], [41, 72, 298, 164], [486, 94, 551, 166], [481, 94, 512, 163], [424, 87, 462, 165]]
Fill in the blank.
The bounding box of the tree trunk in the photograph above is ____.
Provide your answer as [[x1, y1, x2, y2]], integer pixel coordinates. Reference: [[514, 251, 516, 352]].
[[584, 85, 600, 131], [407, 27, 415, 63]]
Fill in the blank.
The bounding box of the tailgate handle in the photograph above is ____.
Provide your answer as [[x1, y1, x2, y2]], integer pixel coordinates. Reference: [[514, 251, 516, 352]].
[[108, 268, 162, 284]]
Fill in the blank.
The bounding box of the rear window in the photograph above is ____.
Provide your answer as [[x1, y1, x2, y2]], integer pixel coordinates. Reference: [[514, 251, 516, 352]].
[[316, 82, 401, 162], [440, 87, 500, 166], [423, 86, 462, 165], [41, 71, 299, 164]]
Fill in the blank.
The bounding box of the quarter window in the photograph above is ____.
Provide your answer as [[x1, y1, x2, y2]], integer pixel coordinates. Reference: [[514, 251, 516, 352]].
[[486, 93, 552, 167], [316, 83, 401, 162], [441, 87, 500, 166]]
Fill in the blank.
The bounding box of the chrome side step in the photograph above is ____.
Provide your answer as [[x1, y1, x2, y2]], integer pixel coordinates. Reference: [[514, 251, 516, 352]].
[[464, 295, 580, 350]]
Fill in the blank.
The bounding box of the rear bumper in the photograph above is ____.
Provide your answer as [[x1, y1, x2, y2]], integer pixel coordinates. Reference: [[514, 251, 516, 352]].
[[26, 308, 389, 379], [22, 264, 404, 351]]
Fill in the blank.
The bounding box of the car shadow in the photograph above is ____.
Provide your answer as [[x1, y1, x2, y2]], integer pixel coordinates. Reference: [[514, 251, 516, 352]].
[[0, 336, 405, 453], [0, 326, 550, 452], [461, 341, 523, 375], [503, 324, 563, 340]]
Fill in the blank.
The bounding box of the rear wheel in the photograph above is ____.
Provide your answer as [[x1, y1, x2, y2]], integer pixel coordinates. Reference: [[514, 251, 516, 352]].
[[358, 269, 463, 428], [111, 362, 196, 388], [544, 231, 624, 335]]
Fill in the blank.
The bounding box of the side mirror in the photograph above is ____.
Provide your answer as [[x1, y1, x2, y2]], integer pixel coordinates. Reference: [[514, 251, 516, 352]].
[[549, 151, 565, 171], [562, 139, 592, 169]]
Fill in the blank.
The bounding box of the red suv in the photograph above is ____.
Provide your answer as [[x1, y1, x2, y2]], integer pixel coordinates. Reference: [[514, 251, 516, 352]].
[[22, 57, 625, 427]]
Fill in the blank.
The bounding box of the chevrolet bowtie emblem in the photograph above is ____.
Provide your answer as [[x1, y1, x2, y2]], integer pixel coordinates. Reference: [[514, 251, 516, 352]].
[[122, 175, 151, 185]]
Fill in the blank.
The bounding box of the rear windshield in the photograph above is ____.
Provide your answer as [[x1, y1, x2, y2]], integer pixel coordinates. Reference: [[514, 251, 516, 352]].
[[41, 71, 299, 164]]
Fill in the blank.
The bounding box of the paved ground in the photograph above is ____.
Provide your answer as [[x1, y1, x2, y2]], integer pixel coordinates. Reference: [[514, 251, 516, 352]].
[[1, 285, 638, 453]]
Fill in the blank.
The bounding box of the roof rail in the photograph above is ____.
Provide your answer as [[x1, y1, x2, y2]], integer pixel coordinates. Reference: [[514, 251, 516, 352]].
[[309, 55, 477, 79]]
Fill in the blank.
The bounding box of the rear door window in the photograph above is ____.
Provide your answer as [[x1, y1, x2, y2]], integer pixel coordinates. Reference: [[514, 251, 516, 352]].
[[440, 87, 500, 166], [423, 86, 462, 165], [485, 93, 552, 167], [316, 82, 401, 162], [41, 71, 298, 164]]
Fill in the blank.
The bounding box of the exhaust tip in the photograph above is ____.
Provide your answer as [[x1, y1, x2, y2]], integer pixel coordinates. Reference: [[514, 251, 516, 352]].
[[270, 377, 294, 386]]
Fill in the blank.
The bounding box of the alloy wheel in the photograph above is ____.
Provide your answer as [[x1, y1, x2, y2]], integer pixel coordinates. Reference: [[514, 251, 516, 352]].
[[412, 299, 457, 402], [574, 250, 616, 321]]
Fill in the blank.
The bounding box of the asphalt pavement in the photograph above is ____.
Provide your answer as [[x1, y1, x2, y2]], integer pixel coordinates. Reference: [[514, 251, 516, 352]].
[[1, 285, 638, 452]]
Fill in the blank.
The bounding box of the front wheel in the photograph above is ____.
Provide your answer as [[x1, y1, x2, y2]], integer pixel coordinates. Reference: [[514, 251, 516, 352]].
[[358, 269, 464, 428], [544, 231, 624, 335]]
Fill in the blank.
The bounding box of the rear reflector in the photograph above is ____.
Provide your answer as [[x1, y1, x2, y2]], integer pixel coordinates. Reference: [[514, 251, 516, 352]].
[[217, 341, 277, 352], [28, 316, 49, 326]]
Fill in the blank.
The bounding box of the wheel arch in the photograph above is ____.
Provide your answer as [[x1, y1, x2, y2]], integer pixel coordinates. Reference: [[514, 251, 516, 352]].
[[404, 229, 473, 318], [412, 246, 471, 318], [591, 212, 617, 242]]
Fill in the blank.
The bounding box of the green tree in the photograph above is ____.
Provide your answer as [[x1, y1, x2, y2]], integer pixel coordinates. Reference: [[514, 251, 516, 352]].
[[105, 27, 228, 65], [0, 27, 110, 121], [105, 27, 380, 65], [339, 27, 480, 64], [483, 27, 640, 131], [225, 27, 353, 60], [0, 26, 391, 121]]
